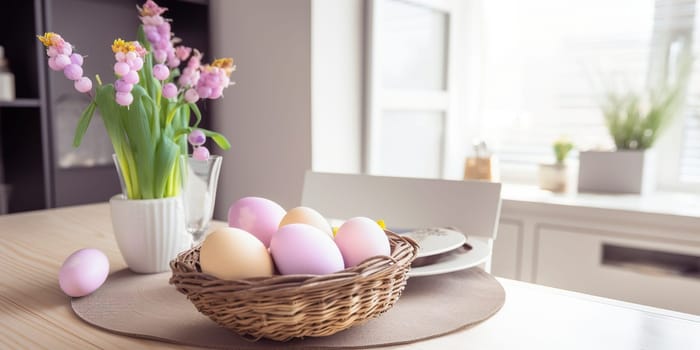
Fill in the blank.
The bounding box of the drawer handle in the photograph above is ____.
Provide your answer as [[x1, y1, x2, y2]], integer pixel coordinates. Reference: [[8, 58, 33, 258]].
[[601, 243, 700, 279]]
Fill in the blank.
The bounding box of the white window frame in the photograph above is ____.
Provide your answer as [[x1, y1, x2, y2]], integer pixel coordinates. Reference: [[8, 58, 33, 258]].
[[657, 110, 700, 191], [649, 1, 700, 192], [364, 0, 465, 178]]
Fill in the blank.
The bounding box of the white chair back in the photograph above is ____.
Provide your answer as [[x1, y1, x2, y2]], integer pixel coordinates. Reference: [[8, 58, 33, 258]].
[[301, 171, 502, 241]]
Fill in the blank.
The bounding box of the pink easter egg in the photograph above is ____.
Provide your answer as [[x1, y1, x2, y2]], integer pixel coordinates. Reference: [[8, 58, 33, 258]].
[[269, 224, 345, 275], [58, 248, 110, 297], [334, 217, 390, 268], [228, 197, 286, 247]]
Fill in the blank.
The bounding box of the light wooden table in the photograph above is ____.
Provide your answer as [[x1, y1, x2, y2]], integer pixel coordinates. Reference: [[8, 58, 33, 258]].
[[1, 204, 698, 349]]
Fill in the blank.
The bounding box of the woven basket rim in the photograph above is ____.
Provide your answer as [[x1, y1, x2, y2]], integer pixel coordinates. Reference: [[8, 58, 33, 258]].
[[170, 230, 418, 292]]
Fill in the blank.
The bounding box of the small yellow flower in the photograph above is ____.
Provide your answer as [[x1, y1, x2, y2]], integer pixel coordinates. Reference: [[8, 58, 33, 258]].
[[111, 38, 137, 54], [211, 57, 235, 76], [332, 226, 339, 236], [37, 32, 60, 47], [376, 219, 386, 230]]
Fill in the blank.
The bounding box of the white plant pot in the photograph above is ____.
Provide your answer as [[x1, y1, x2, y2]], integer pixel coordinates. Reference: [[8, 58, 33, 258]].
[[539, 163, 568, 193], [109, 194, 192, 273], [578, 150, 656, 194]]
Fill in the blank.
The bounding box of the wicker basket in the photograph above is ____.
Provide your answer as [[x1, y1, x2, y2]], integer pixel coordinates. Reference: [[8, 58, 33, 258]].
[[169, 231, 418, 341]]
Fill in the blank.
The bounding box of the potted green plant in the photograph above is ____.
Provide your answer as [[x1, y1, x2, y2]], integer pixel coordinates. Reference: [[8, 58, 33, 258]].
[[579, 49, 691, 194], [539, 138, 573, 192]]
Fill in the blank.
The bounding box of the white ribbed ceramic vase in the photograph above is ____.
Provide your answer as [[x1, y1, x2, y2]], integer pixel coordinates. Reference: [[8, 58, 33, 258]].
[[109, 194, 192, 273]]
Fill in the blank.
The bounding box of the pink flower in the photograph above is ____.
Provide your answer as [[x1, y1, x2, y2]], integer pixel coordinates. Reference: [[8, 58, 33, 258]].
[[74, 77, 92, 93], [162, 83, 178, 99], [192, 146, 210, 161], [116, 92, 134, 106], [63, 64, 83, 81], [178, 49, 202, 88], [132, 42, 147, 58], [175, 46, 191, 61], [152, 64, 170, 80], [38, 33, 91, 94], [184, 88, 199, 103], [54, 54, 71, 70], [140, 15, 165, 26], [192, 58, 234, 100], [110, 38, 147, 106], [138, 0, 167, 17]]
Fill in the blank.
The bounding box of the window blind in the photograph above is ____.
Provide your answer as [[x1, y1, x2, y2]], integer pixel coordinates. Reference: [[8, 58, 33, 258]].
[[479, 0, 654, 180], [478, 0, 700, 185], [677, 0, 700, 183]]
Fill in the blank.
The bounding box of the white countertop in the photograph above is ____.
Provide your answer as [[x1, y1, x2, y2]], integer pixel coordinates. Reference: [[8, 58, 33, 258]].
[[501, 184, 700, 219]]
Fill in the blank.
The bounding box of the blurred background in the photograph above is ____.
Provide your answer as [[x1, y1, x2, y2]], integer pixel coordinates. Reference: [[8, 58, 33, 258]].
[[0, 0, 698, 314]]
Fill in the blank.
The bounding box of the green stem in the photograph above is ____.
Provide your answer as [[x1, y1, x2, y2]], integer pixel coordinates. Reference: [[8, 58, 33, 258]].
[[122, 144, 140, 199], [166, 102, 184, 126]]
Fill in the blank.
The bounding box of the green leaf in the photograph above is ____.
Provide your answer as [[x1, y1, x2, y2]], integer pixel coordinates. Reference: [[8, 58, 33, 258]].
[[136, 25, 151, 51], [72, 101, 97, 147], [153, 136, 179, 198], [173, 127, 193, 141], [200, 129, 232, 150], [124, 87, 157, 198], [167, 68, 181, 82], [94, 84, 141, 198], [189, 102, 202, 128]]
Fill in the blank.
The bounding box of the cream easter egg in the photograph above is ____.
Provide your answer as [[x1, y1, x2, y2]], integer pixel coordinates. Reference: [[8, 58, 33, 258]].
[[334, 217, 390, 268], [200, 227, 274, 280], [279, 206, 333, 237]]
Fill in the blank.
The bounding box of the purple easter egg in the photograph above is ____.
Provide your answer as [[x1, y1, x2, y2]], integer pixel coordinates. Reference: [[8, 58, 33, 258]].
[[228, 197, 286, 247], [59, 248, 109, 297], [270, 224, 345, 275]]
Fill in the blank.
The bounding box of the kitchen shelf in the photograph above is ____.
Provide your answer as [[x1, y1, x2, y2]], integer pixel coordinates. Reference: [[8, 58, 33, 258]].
[[0, 0, 210, 214], [0, 98, 41, 108]]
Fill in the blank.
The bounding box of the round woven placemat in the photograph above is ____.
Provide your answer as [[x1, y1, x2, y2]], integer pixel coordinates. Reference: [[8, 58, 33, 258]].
[[72, 267, 505, 349]]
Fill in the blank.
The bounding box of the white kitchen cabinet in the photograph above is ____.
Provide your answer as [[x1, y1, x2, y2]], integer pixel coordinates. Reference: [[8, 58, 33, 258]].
[[534, 225, 700, 314], [491, 220, 522, 280], [495, 185, 700, 315]]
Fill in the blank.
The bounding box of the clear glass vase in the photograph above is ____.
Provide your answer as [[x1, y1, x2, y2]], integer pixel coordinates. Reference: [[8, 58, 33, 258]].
[[180, 155, 223, 243]]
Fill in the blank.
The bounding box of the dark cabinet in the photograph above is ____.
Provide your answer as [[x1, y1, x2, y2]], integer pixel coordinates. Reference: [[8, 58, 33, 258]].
[[0, 0, 210, 213]]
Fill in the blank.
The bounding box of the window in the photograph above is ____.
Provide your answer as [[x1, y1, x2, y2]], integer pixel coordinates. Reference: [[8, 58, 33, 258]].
[[367, 0, 700, 190], [365, 0, 461, 178], [478, 0, 654, 183]]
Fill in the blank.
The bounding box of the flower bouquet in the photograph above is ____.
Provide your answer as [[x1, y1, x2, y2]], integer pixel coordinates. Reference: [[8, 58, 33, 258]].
[[37, 0, 233, 272], [37, 0, 232, 200]]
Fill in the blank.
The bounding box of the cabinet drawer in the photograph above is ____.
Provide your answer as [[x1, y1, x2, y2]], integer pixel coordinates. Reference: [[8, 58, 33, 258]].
[[491, 221, 521, 279], [535, 226, 700, 314]]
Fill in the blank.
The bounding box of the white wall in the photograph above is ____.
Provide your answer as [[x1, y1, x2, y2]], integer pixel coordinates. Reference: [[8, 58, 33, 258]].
[[210, 0, 364, 218], [210, 0, 312, 218], [311, 0, 363, 174]]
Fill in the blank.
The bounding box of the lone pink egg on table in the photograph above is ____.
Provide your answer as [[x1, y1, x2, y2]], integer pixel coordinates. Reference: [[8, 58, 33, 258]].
[[58, 248, 110, 297]]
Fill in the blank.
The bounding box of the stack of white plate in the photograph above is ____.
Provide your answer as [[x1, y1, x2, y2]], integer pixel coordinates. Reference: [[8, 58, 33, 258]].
[[399, 228, 491, 278]]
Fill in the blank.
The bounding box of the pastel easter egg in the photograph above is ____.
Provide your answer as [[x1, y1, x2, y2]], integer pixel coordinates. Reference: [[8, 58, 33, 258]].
[[334, 217, 390, 268], [270, 224, 345, 275], [59, 248, 110, 297], [228, 197, 286, 247], [200, 227, 275, 280], [279, 206, 333, 237]]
